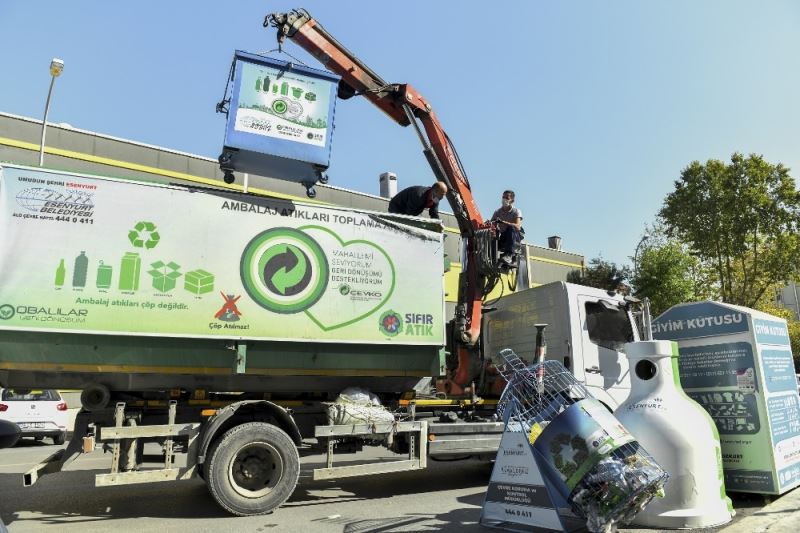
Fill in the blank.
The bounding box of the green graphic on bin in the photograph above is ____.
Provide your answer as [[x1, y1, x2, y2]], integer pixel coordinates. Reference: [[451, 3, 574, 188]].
[[128, 221, 160, 249], [184, 269, 215, 295], [148, 261, 181, 292], [119, 252, 141, 291]]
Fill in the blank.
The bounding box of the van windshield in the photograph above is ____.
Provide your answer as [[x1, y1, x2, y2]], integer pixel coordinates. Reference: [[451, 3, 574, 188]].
[[585, 301, 634, 352]]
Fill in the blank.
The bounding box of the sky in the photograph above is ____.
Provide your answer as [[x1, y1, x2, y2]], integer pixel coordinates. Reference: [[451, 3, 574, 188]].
[[1, 1, 799, 265]]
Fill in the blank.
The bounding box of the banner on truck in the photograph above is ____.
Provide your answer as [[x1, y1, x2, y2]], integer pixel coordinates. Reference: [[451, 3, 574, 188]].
[[0, 165, 445, 345]]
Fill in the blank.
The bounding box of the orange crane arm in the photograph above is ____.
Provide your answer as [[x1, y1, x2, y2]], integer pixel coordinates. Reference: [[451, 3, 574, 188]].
[[268, 9, 503, 391]]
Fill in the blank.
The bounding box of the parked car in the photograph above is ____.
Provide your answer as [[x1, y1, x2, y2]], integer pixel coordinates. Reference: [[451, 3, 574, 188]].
[[0, 388, 68, 445]]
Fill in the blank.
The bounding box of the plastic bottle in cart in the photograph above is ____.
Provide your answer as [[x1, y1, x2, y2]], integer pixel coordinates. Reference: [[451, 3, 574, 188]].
[[615, 340, 733, 529]]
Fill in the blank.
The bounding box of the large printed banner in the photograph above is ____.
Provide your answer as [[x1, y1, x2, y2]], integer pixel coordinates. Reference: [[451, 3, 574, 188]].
[[0, 165, 444, 345]]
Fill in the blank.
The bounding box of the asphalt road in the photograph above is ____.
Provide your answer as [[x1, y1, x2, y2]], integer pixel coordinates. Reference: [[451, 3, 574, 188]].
[[0, 439, 768, 533]]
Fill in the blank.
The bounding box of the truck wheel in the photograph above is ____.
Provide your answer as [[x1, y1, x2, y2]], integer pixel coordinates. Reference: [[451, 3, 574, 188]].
[[205, 422, 299, 516]]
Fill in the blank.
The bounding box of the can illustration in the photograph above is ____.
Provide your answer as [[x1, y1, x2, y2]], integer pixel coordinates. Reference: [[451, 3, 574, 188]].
[[96, 261, 113, 289]]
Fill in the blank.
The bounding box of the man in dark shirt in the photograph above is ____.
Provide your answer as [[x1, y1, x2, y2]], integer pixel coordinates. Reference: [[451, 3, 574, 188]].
[[491, 190, 523, 265], [388, 182, 447, 219]]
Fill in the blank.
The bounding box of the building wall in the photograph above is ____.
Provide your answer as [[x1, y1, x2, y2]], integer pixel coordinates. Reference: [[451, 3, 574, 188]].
[[775, 282, 800, 320], [0, 112, 584, 319]]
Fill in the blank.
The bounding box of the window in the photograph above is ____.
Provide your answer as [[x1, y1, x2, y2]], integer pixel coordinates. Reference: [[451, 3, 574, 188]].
[[585, 301, 634, 352], [1, 389, 60, 401]]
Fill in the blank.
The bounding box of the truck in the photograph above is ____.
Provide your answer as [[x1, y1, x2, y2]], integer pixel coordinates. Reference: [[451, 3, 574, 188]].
[[0, 8, 640, 516]]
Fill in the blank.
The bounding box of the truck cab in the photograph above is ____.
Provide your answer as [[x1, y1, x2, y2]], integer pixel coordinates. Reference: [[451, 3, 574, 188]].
[[484, 282, 637, 409]]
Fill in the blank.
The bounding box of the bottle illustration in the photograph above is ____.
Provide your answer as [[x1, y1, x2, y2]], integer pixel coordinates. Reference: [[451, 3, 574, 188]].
[[96, 261, 113, 289], [263, 76, 270, 93], [55, 259, 66, 287], [255, 77, 262, 92], [291, 87, 303, 98], [272, 84, 278, 94], [72, 251, 88, 287], [119, 252, 141, 291], [280, 81, 289, 96]]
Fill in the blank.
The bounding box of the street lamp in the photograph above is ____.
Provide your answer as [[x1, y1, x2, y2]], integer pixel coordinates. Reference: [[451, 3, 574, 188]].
[[38, 57, 65, 167], [633, 235, 650, 274]]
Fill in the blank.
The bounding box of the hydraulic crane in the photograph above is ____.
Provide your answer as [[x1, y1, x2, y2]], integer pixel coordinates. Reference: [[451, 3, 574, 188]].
[[267, 9, 512, 394]]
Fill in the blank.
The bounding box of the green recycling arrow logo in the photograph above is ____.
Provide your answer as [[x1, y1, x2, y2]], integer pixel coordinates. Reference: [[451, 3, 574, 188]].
[[128, 221, 160, 249], [241, 228, 328, 314]]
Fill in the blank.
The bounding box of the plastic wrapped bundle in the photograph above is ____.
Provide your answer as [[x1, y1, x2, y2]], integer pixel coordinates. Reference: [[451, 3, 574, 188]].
[[326, 387, 395, 426], [494, 349, 668, 533]]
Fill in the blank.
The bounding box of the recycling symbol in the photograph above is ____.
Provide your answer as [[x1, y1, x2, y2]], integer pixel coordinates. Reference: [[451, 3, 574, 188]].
[[263, 244, 312, 296], [128, 221, 160, 249], [240, 228, 328, 314]]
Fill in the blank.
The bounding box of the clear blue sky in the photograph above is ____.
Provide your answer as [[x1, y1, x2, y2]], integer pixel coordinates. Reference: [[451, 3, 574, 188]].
[[2, 1, 798, 265]]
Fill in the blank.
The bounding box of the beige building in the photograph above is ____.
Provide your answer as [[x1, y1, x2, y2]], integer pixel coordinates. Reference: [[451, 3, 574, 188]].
[[0, 111, 584, 319]]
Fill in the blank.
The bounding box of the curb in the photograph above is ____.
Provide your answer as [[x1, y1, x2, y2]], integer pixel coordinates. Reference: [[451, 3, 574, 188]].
[[718, 487, 800, 533]]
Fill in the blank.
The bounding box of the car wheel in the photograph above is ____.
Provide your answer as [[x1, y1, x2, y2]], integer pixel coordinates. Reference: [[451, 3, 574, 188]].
[[205, 422, 299, 516], [53, 432, 66, 445]]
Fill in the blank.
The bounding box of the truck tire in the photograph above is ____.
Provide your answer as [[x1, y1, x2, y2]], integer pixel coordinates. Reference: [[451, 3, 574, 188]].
[[53, 432, 66, 445], [205, 422, 299, 516]]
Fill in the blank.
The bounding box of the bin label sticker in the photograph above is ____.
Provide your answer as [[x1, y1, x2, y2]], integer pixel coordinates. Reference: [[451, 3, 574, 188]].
[[234, 61, 334, 148], [652, 302, 749, 340], [678, 342, 756, 390], [753, 318, 791, 346]]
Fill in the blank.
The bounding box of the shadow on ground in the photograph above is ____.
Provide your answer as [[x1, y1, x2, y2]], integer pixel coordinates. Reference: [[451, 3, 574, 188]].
[[0, 457, 494, 529]]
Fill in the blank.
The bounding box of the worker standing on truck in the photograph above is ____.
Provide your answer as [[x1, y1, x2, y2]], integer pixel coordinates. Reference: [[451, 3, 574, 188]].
[[388, 182, 447, 219], [492, 190, 523, 265]]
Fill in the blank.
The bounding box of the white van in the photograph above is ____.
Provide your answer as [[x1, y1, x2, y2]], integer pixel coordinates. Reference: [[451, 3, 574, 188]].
[[483, 282, 638, 409]]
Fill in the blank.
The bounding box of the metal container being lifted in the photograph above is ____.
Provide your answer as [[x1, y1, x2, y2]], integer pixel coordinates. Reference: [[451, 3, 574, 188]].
[[217, 51, 340, 196]]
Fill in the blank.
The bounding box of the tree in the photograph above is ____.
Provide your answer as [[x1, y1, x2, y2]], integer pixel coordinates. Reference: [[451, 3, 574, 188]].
[[660, 153, 800, 307], [632, 241, 704, 316], [567, 257, 631, 293]]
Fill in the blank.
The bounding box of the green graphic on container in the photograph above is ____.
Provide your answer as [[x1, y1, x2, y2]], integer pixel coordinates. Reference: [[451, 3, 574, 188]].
[[119, 252, 141, 291], [72, 251, 88, 287], [255, 77, 262, 92], [280, 81, 288, 96], [128, 221, 160, 249], [149, 260, 181, 292], [96, 261, 113, 289], [184, 269, 214, 295], [263, 76, 270, 93], [54, 258, 65, 287]]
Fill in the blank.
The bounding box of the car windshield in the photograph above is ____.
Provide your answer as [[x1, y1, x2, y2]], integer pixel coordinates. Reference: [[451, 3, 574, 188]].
[[1, 389, 60, 401]]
